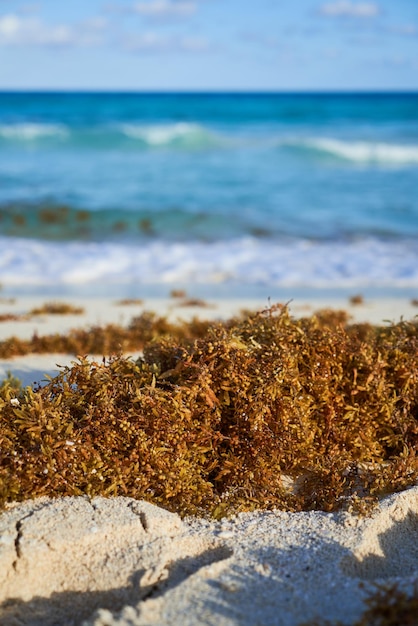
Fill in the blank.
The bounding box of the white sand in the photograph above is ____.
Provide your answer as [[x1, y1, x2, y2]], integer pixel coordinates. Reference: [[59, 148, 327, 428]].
[[0, 487, 417, 626], [1, 294, 418, 625]]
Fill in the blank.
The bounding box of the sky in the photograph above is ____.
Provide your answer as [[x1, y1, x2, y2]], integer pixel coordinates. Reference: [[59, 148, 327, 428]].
[[0, 0, 417, 90]]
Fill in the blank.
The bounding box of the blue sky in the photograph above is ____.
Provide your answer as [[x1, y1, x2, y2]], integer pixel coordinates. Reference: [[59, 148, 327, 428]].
[[0, 0, 417, 90]]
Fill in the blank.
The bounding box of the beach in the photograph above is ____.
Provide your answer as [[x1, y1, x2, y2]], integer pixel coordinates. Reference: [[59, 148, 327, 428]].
[[1, 90, 418, 625], [1, 294, 418, 626]]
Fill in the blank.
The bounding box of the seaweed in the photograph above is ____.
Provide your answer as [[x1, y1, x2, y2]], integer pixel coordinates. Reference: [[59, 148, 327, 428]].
[[175, 298, 211, 307], [170, 289, 187, 298], [115, 299, 144, 306], [0, 304, 418, 518], [39, 206, 70, 224], [0, 311, 212, 358], [0, 314, 22, 322], [355, 582, 418, 626], [308, 582, 418, 626], [29, 302, 85, 316]]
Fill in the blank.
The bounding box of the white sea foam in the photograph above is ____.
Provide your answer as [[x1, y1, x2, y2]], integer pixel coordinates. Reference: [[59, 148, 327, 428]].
[[0, 123, 68, 141], [1, 236, 418, 290], [118, 122, 221, 148], [295, 138, 418, 164]]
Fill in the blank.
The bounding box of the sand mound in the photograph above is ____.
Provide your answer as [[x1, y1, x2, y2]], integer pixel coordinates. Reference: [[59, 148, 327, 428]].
[[0, 497, 231, 626], [341, 487, 418, 581], [1, 487, 418, 626]]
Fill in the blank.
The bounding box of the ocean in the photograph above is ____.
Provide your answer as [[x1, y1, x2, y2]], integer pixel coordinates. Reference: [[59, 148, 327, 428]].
[[0, 91, 417, 297]]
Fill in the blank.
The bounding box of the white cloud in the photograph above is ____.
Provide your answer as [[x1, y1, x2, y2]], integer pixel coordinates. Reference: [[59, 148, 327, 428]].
[[180, 35, 209, 51], [83, 16, 108, 31], [0, 13, 107, 47], [125, 30, 209, 52], [319, 1, 380, 18], [390, 24, 417, 37], [134, 1, 196, 19], [125, 31, 168, 51], [240, 32, 280, 49], [0, 14, 72, 45], [102, 3, 130, 14]]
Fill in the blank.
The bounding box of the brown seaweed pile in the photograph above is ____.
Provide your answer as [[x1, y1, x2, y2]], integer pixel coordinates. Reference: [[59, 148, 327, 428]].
[[0, 300, 84, 324], [28, 301, 85, 315], [0, 304, 418, 517], [0, 311, 212, 358]]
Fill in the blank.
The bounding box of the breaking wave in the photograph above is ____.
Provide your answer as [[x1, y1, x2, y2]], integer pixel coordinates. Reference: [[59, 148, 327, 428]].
[[1, 121, 417, 165], [285, 137, 418, 165], [118, 122, 224, 148], [0, 121, 225, 151], [1, 236, 418, 289]]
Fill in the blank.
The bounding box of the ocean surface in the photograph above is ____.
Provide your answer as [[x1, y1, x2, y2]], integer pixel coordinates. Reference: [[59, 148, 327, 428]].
[[0, 91, 417, 297]]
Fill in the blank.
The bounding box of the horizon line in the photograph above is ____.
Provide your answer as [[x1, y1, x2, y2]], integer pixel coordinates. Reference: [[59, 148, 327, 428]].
[[0, 88, 417, 95]]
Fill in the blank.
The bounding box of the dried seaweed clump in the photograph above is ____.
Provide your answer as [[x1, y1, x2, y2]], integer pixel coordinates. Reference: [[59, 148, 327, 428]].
[[0, 311, 212, 358], [1, 304, 418, 518], [29, 302, 84, 316], [115, 298, 143, 306], [309, 582, 418, 626], [175, 298, 211, 308], [349, 294, 364, 305], [356, 582, 418, 626], [0, 314, 21, 323]]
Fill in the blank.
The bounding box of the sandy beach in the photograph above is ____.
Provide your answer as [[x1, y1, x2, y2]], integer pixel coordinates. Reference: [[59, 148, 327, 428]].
[[1, 294, 418, 625]]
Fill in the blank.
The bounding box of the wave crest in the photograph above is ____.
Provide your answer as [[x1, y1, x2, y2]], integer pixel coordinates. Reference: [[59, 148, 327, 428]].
[[287, 138, 418, 164], [1, 121, 417, 164], [119, 122, 223, 148], [0, 121, 224, 150], [0, 123, 68, 141]]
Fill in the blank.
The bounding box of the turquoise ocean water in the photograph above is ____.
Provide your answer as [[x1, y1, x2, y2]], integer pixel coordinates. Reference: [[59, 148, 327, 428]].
[[0, 92, 417, 297]]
